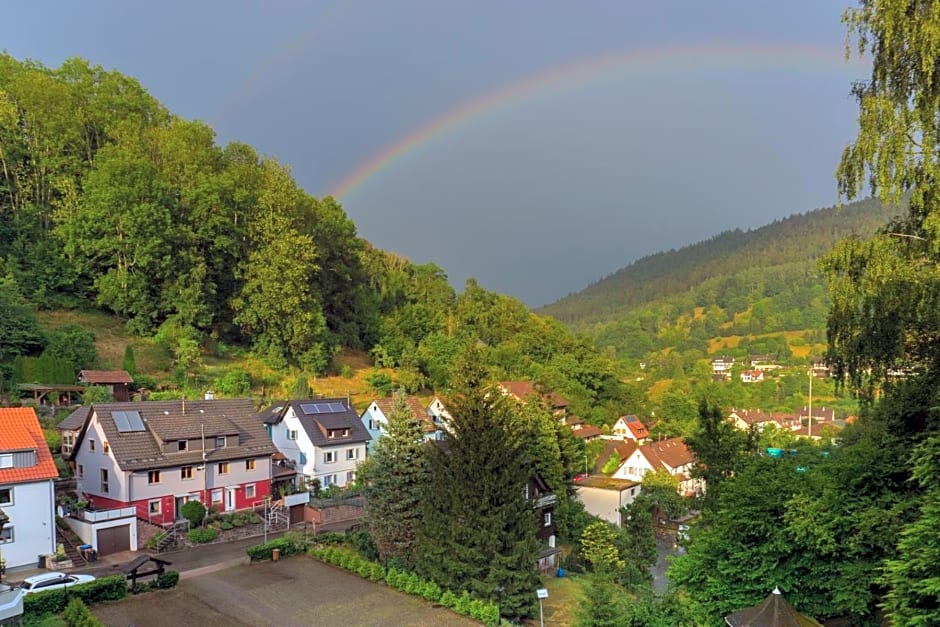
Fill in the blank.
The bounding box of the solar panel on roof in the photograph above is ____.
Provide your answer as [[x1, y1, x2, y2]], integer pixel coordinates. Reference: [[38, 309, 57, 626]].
[[301, 402, 342, 415], [329, 402, 346, 412], [113, 411, 131, 432], [125, 410, 145, 431]]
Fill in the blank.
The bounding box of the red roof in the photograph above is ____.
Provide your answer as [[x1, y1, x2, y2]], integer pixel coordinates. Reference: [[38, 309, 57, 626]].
[[0, 407, 59, 484], [640, 437, 694, 471], [620, 415, 650, 440], [78, 369, 133, 384]]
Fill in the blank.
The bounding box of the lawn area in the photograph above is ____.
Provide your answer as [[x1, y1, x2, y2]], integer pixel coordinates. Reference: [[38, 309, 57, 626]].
[[540, 571, 586, 625]]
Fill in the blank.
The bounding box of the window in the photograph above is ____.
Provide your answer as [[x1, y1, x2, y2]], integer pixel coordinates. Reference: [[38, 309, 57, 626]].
[[368, 420, 376, 431], [218, 462, 230, 475], [77, 464, 84, 479], [215, 436, 226, 448], [178, 440, 188, 452], [0, 526, 13, 543], [181, 466, 194, 480], [0, 487, 12, 506], [89, 439, 96, 452], [103, 441, 110, 453], [148, 470, 161, 485], [299, 452, 307, 465], [148, 500, 161, 515], [323, 474, 336, 487], [346, 448, 358, 460], [323, 451, 336, 464], [544, 512, 552, 527], [100, 469, 109, 493], [212, 489, 222, 504], [246, 459, 256, 471], [0, 454, 12, 469], [343, 429, 350, 437], [288, 430, 298, 440], [245, 484, 256, 499], [328, 430, 335, 439], [346, 471, 356, 483]]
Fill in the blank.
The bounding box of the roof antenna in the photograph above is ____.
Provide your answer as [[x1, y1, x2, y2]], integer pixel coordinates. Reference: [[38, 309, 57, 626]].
[[347, 390, 351, 408]]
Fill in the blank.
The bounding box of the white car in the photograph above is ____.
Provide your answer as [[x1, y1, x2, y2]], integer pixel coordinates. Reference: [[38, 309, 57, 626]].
[[18, 572, 96, 594]]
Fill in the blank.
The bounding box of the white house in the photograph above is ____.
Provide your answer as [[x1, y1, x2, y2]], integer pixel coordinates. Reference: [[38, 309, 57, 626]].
[[360, 396, 443, 452], [610, 415, 650, 442], [425, 396, 453, 433], [611, 437, 702, 497], [575, 476, 641, 527], [740, 370, 765, 383], [0, 408, 58, 569], [261, 398, 370, 489]]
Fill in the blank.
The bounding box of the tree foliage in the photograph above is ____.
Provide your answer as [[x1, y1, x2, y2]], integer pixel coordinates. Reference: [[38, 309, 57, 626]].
[[360, 388, 429, 568]]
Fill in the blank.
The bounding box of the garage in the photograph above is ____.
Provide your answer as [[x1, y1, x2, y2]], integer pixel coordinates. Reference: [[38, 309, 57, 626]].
[[96, 524, 131, 556]]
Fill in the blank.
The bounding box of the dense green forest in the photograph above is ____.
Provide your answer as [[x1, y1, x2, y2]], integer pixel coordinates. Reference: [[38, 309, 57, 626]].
[[539, 198, 900, 363], [0, 52, 637, 424]]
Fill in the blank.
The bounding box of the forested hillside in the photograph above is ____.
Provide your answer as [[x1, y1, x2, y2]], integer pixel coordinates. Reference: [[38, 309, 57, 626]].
[[539, 198, 900, 361], [0, 53, 635, 424]]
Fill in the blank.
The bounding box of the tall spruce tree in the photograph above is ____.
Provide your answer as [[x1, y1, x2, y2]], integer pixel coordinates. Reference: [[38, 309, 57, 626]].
[[359, 388, 429, 567], [415, 348, 540, 620]]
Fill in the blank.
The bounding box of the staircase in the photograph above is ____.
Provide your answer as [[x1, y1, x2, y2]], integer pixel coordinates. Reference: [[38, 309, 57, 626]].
[[55, 522, 85, 567], [153, 520, 190, 552], [137, 518, 163, 550]]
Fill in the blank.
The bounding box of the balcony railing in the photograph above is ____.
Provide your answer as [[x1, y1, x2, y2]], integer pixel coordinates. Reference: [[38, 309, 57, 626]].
[[533, 493, 557, 509], [73, 506, 136, 522]]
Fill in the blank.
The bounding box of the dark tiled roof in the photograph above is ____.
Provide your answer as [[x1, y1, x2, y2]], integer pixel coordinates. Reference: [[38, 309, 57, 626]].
[[79, 370, 133, 384], [76, 399, 276, 471], [58, 406, 90, 431], [266, 398, 371, 446]]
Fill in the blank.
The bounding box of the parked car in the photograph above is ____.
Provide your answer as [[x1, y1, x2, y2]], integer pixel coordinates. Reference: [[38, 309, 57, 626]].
[[18, 572, 96, 594]]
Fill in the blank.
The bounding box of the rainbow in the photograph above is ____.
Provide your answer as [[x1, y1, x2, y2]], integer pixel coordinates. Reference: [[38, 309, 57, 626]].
[[329, 43, 869, 199]]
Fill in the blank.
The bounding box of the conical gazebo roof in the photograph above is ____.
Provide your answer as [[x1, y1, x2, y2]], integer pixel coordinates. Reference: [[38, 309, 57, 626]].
[[724, 588, 822, 627]]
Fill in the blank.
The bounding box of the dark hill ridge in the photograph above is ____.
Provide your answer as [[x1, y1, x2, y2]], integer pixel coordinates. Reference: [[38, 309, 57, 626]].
[[538, 197, 899, 330]]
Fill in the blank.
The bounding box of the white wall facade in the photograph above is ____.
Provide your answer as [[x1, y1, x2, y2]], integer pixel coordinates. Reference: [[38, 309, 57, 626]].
[[74, 417, 125, 501], [0, 480, 56, 569], [575, 484, 639, 527]]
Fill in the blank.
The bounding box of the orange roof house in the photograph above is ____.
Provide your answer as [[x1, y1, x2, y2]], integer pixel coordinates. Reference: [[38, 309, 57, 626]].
[[0, 407, 59, 568]]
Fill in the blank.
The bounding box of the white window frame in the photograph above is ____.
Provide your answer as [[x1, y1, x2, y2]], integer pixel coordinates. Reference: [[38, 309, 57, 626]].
[[0, 454, 12, 469], [245, 484, 256, 499], [323, 451, 336, 464], [100, 468, 109, 493], [246, 458, 256, 471], [77, 464, 84, 479], [178, 440, 188, 452], [89, 439, 96, 452], [148, 470, 161, 485], [288, 430, 298, 440], [346, 471, 356, 483], [346, 448, 358, 460], [181, 466, 194, 480], [216, 436, 226, 448], [148, 499, 161, 515], [544, 512, 552, 527], [0, 526, 13, 543]]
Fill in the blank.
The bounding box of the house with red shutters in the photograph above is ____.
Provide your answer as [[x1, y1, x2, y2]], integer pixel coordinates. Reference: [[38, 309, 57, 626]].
[[70, 399, 276, 527]]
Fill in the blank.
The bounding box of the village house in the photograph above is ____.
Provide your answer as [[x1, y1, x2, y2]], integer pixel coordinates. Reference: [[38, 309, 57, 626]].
[[360, 395, 443, 452], [748, 354, 781, 370], [575, 475, 641, 527], [0, 408, 58, 569], [610, 437, 702, 497], [77, 370, 134, 402], [610, 415, 650, 442], [740, 370, 765, 383], [711, 356, 735, 380], [728, 409, 800, 432], [425, 396, 453, 433], [57, 406, 89, 457], [565, 417, 603, 441], [498, 381, 570, 420], [71, 399, 276, 531], [261, 398, 370, 490]]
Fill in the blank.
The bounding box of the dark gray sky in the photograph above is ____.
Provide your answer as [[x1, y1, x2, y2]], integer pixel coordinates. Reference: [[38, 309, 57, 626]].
[[4, 1, 867, 306]]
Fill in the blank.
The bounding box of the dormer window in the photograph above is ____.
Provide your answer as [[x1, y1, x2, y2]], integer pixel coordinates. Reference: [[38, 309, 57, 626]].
[[0, 454, 12, 469], [328, 430, 335, 439], [216, 436, 226, 448], [343, 429, 350, 437], [178, 440, 188, 452]]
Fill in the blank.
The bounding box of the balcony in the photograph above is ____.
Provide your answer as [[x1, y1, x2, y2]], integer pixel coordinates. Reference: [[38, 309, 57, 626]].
[[533, 493, 557, 509], [72, 506, 136, 522]]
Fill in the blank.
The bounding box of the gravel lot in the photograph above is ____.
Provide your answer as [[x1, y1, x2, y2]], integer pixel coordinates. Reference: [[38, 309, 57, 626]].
[[93, 556, 478, 627]]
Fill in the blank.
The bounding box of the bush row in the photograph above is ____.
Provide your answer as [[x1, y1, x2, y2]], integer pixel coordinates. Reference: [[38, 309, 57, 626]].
[[61, 597, 104, 627], [187, 527, 219, 544], [130, 570, 181, 594], [245, 531, 309, 561], [309, 546, 500, 626], [24, 575, 127, 616]]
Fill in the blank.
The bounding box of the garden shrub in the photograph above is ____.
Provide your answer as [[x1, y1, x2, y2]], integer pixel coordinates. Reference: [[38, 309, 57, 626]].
[[439, 590, 458, 608], [246, 534, 309, 561], [454, 591, 473, 616], [180, 500, 206, 528], [315, 531, 346, 545], [62, 597, 104, 627], [187, 527, 218, 544], [385, 568, 402, 587], [155, 570, 180, 589], [420, 580, 442, 602], [231, 518, 244, 528], [219, 521, 233, 530], [369, 563, 385, 582], [405, 573, 422, 595]]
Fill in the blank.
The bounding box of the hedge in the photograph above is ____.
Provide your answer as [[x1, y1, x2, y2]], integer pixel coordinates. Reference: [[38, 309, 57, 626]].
[[308, 546, 501, 625], [24, 575, 127, 616], [61, 597, 104, 627], [246, 532, 309, 561], [187, 527, 218, 544], [156, 570, 180, 589]]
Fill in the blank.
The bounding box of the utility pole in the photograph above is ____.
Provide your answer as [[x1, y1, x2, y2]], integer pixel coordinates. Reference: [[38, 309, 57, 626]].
[[808, 367, 813, 439]]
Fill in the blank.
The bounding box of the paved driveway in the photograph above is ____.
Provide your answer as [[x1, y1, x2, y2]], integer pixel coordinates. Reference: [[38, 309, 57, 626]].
[[93, 556, 478, 627]]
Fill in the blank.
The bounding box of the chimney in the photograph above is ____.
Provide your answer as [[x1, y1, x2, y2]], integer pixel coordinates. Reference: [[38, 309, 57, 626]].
[[205, 391, 215, 400]]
